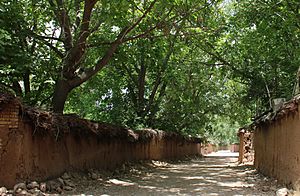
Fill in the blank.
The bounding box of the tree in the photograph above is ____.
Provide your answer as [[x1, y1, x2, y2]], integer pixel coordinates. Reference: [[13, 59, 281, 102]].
[[62, 0, 239, 133], [0, 0, 60, 105], [3, 0, 263, 143], [219, 0, 300, 113], [0, 0, 218, 113], [64, 36, 175, 127]]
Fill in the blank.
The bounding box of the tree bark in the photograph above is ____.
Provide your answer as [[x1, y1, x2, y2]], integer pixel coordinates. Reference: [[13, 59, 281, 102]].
[[52, 79, 72, 113], [12, 81, 22, 97], [23, 70, 30, 95]]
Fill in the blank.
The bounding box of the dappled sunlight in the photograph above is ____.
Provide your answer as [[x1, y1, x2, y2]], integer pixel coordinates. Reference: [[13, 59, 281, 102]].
[[64, 155, 275, 195], [95, 157, 266, 195], [181, 176, 205, 180], [106, 179, 135, 186], [137, 185, 157, 190], [204, 179, 219, 184], [218, 181, 253, 188], [236, 170, 256, 176], [158, 175, 169, 179]]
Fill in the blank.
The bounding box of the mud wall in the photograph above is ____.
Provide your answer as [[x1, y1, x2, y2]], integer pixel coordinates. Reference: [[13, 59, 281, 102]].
[[238, 130, 254, 164], [0, 97, 19, 129], [254, 105, 300, 188], [201, 144, 216, 155], [0, 102, 201, 188]]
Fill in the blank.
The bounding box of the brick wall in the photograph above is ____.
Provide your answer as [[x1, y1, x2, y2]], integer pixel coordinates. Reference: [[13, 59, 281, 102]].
[[0, 101, 19, 129]]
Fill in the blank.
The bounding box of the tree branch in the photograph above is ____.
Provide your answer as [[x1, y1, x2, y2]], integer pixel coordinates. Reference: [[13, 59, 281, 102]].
[[127, 0, 144, 13], [123, 23, 160, 42], [51, 0, 73, 50], [30, 31, 64, 42], [36, 39, 64, 58], [69, 1, 159, 87], [61, 0, 98, 79], [123, 0, 158, 36], [138, 53, 146, 106], [88, 4, 176, 48], [70, 28, 128, 87], [145, 40, 174, 114], [76, 0, 97, 46], [122, 64, 137, 86]]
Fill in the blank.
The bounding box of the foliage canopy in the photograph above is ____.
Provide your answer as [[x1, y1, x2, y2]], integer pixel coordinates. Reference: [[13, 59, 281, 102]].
[[1, 0, 299, 144]]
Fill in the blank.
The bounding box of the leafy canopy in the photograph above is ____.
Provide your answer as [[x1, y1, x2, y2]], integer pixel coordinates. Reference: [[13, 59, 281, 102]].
[[1, 0, 299, 144]]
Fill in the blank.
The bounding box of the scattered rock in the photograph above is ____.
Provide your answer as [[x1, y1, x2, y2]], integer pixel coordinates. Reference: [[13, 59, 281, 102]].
[[64, 180, 75, 187], [63, 186, 74, 191], [33, 192, 45, 196], [91, 173, 98, 180], [62, 172, 71, 180], [276, 188, 290, 196], [57, 178, 65, 186], [270, 186, 277, 192], [261, 186, 270, 192], [28, 187, 40, 194], [55, 187, 63, 194], [39, 183, 47, 192], [71, 172, 81, 179], [47, 180, 62, 192], [114, 169, 120, 175], [27, 181, 39, 189], [14, 183, 27, 193], [17, 189, 29, 195], [121, 164, 126, 171], [0, 187, 7, 194]]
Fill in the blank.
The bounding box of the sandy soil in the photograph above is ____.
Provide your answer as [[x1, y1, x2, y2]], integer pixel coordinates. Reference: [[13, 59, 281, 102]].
[[62, 154, 282, 196]]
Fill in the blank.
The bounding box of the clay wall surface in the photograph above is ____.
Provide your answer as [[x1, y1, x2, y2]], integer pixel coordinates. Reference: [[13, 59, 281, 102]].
[[254, 105, 300, 188], [0, 99, 19, 129], [230, 144, 239, 153], [201, 144, 239, 155], [200, 144, 217, 155], [238, 130, 254, 164], [0, 104, 201, 188]]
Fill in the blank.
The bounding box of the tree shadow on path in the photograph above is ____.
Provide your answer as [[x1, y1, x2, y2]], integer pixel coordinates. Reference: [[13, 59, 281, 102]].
[[65, 154, 276, 196]]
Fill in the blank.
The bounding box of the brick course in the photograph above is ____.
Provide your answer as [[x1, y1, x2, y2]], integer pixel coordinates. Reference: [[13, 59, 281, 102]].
[[0, 101, 19, 129]]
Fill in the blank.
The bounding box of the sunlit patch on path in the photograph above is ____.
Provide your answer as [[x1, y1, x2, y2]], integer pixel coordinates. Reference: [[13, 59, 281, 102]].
[[64, 151, 278, 196]]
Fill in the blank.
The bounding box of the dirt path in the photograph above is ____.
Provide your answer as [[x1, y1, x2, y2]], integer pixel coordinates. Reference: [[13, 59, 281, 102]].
[[64, 152, 281, 196]]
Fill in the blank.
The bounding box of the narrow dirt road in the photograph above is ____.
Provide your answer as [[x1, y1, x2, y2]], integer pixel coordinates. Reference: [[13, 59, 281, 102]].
[[65, 151, 279, 196]]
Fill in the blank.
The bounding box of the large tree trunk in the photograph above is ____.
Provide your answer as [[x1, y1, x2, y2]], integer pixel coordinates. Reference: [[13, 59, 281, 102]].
[[52, 79, 72, 113]]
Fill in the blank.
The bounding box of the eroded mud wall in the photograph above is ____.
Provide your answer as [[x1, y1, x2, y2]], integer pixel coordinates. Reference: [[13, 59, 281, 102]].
[[238, 130, 254, 164], [254, 105, 300, 188], [0, 109, 201, 188]]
